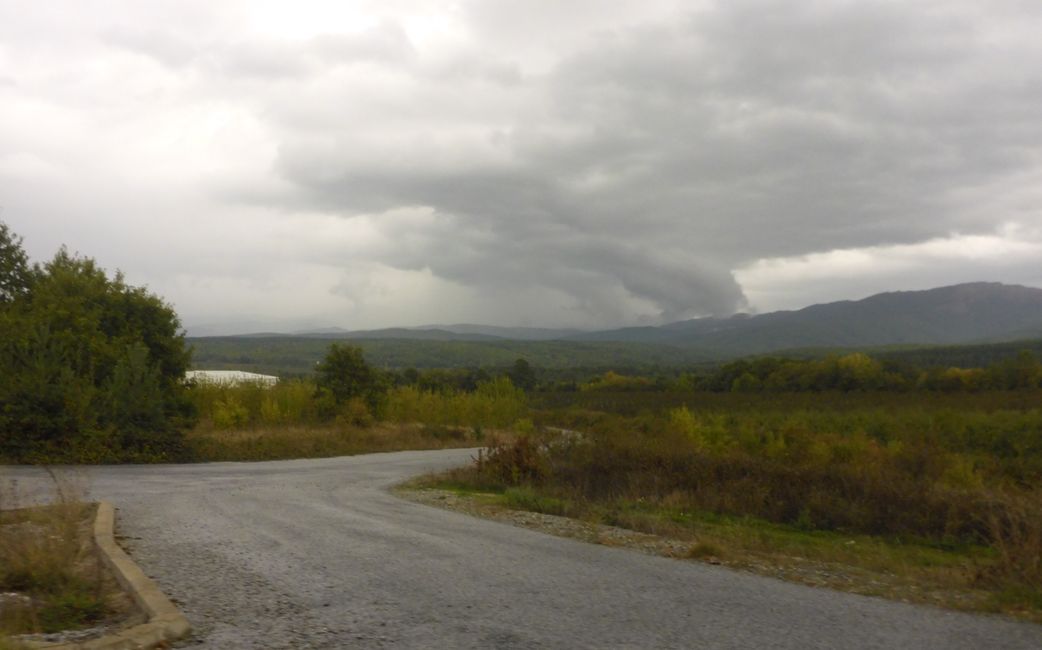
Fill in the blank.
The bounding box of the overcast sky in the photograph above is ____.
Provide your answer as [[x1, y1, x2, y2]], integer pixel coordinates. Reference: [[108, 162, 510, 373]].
[[2, 1, 1042, 334]]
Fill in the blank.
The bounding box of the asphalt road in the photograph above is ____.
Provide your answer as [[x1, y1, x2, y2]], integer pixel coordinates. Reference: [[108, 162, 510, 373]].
[[4, 450, 1041, 649]]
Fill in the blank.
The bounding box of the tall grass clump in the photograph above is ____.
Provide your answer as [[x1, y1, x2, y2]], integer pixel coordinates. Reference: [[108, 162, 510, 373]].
[[982, 492, 1042, 590], [0, 472, 110, 636]]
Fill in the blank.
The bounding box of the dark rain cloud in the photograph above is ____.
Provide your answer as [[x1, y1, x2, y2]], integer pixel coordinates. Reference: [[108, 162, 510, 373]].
[[264, 1, 1042, 321]]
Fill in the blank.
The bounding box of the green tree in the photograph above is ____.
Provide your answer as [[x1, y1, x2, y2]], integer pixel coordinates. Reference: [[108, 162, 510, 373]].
[[0, 234, 192, 462], [506, 358, 537, 392], [838, 353, 884, 389], [0, 219, 34, 304], [104, 343, 169, 451], [28, 249, 191, 396], [0, 324, 97, 459], [731, 371, 762, 392], [315, 343, 385, 410]]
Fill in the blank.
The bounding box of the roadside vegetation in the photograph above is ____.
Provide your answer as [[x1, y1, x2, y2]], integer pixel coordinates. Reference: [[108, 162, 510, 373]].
[[0, 473, 125, 640], [421, 387, 1042, 620], [182, 347, 528, 461]]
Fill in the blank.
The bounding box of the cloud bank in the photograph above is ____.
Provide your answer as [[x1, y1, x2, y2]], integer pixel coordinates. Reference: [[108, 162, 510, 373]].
[[2, 0, 1041, 332]]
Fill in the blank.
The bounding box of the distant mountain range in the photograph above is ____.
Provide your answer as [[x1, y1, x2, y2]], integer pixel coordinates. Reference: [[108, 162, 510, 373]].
[[214, 282, 1042, 359], [566, 282, 1042, 356], [407, 324, 585, 341], [295, 324, 583, 341], [297, 327, 502, 341]]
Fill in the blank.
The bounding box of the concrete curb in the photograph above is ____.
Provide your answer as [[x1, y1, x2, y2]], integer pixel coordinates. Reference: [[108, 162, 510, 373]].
[[24, 501, 192, 650]]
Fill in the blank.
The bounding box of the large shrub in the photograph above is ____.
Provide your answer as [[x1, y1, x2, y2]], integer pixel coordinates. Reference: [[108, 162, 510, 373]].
[[0, 223, 192, 462]]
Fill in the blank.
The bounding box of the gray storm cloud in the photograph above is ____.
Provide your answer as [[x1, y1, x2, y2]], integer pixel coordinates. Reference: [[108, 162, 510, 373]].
[[2, 0, 1042, 330], [263, 0, 1042, 322]]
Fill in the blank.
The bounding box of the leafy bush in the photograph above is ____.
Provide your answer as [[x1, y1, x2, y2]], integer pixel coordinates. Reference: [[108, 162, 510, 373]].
[[336, 398, 375, 428], [212, 397, 250, 430], [0, 222, 192, 462], [475, 436, 547, 485]]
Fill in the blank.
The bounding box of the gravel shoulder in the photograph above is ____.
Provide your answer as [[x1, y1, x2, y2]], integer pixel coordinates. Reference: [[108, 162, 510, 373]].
[[395, 486, 998, 615]]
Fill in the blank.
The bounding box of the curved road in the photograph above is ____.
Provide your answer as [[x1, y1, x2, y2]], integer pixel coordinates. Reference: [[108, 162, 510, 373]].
[[4, 450, 1041, 649]]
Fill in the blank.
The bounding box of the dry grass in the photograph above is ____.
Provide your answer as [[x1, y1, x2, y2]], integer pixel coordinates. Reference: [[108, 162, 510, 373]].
[[0, 471, 124, 638], [984, 492, 1042, 586], [185, 421, 488, 462]]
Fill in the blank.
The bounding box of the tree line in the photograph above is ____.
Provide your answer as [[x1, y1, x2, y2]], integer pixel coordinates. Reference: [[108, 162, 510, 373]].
[[293, 351, 1042, 396], [674, 351, 1042, 393]]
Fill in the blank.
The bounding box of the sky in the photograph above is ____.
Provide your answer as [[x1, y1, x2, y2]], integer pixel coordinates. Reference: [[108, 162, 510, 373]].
[[2, 0, 1042, 335]]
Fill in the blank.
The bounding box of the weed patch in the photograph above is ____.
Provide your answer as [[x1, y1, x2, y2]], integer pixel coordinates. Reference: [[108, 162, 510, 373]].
[[0, 473, 124, 638], [685, 542, 725, 560], [502, 487, 569, 517]]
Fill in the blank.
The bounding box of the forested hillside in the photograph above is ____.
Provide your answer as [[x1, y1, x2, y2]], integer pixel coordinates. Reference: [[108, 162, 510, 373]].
[[572, 283, 1042, 354]]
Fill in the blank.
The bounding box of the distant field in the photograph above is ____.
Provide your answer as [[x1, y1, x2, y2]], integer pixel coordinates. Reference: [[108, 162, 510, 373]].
[[186, 336, 713, 375]]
